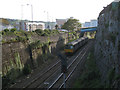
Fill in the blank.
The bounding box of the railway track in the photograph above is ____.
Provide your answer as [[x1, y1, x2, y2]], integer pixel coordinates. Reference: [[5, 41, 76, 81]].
[[26, 42, 88, 88], [45, 41, 92, 89], [10, 40, 92, 89]]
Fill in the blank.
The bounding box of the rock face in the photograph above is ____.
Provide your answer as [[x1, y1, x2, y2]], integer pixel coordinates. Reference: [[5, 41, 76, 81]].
[[2, 33, 67, 75], [95, 2, 120, 86]]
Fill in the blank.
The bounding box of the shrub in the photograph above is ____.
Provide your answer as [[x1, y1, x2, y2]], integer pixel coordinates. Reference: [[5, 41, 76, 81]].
[[23, 64, 31, 75], [41, 32, 49, 36], [16, 36, 27, 42], [2, 39, 6, 43], [44, 29, 50, 34], [10, 28, 17, 32], [4, 29, 9, 32], [35, 29, 44, 35], [30, 40, 43, 49]]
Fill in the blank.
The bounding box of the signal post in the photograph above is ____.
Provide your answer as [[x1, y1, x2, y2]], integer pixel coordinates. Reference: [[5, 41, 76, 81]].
[[57, 52, 68, 88]]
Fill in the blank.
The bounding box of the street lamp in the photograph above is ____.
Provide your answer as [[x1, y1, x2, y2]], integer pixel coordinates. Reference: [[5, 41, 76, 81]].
[[21, 4, 25, 30], [21, 5, 24, 20], [27, 4, 33, 31], [44, 11, 49, 29]]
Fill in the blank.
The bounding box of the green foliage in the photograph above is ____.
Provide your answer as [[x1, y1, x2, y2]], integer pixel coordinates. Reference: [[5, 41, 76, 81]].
[[16, 36, 28, 42], [10, 28, 17, 32], [2, 52, 24, 88], [4, 29, 9, 32], [35, 29, 59, 36], [41, 32, 49, 36], [23, 64, 31, 75], [35, 29, 44, 35], [2, 68, 21, 88], [61, 18, 81, 31], [14, 53, 23, 70], [2, 39, 6, 43], [44, 29, 50, 34], [30, 40, 43, 49]]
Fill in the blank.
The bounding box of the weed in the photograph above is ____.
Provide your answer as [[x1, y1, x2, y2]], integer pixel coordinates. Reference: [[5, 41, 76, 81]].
[[23, 64, 31, 75]]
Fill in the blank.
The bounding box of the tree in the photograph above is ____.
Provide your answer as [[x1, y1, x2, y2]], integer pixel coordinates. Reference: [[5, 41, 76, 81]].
[[61, 18, 81, 31], [55, 24, 59, 30]]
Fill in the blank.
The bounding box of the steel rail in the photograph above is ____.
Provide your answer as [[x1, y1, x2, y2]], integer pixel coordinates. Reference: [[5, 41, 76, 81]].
[[21, 60, 60, 88], [59, 50, 87, 88], [59, 41, 92, 89], [29, 45, 85, 88], [37, 42, 89, 88], [37, 46, 85, 88], [47, 43, 89, 89]]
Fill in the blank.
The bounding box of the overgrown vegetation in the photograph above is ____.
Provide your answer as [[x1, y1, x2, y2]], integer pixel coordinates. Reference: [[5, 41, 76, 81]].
[[105, 67, 120, 88], [2, 52, 25, 88], [1, 28, 60, 44], [84, 31, 96, 39], [23, 64, 31, 75], [73, 47, 103, 88], [2, 28, 69, 88], [35, 29, 60, 36]]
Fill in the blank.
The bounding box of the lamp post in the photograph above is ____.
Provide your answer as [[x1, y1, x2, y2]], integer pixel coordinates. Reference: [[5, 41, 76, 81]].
[[27, 4, 33, 31], [21, 5, 24, 20], [44, 11, 49, 29], [21, 5, 25, 30]]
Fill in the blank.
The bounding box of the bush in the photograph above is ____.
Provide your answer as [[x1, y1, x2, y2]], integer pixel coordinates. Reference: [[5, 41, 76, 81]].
[[44, 29, 50, 34], [10, 28, 17, 32], [35, 29, 44, 35], [16, 36, 27, 42], [30, 40, 43, 49], [4, 29, 9, 32], [41, 32, 49, 36], [23, 64, 31, 75]]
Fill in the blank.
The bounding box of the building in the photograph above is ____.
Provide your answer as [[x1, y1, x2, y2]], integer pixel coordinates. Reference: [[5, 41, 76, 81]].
[[56, 19, 67, 29], [84, 22, 91, 27], [83, 19, 98, 28], [90, 20, 98, 27], [26, 22, 45, 31]]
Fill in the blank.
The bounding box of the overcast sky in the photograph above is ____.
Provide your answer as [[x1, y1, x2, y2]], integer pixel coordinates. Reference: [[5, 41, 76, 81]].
[[0, 0, 114, 23]]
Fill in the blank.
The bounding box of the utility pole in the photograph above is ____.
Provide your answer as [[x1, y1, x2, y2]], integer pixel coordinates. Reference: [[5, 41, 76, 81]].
[[21, 5, 24, 30], [47, 11, 50, 30], [27, 4, 33, 31], [57, 52, 68, 88]]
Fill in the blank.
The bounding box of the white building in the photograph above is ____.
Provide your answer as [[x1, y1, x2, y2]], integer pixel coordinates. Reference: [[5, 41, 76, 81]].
[[26, 22, 45, 31]]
